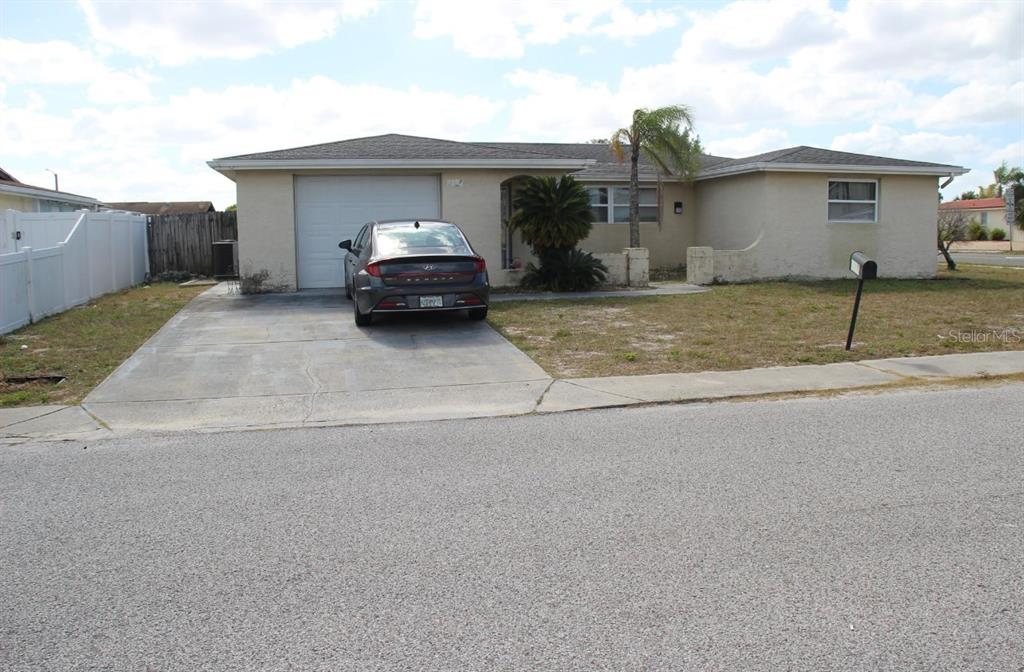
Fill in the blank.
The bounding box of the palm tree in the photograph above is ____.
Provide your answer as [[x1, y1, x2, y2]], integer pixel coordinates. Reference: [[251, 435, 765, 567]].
[[610, 106, 702, 247]]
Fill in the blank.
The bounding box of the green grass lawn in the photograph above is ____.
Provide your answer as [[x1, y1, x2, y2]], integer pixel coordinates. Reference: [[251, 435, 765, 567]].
[[0, 283, 206, 407], [488, 265, 1024, 379]]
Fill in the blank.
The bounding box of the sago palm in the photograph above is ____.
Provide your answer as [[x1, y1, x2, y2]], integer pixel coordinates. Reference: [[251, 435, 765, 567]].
[[610, 105, 702, 247], [509, 175, 594, 255]]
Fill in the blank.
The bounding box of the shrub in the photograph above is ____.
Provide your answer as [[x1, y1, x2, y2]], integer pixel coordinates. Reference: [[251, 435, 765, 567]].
[[238, 267, 289, 294], [521, 248, 608, 292], [990, 227, 1007, 241], [509, 175, 605, 291], [155, 270, 198, 283], [967, 221, 988, 241]]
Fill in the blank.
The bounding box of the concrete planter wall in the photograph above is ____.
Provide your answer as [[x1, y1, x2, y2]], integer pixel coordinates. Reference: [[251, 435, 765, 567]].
[[593, 247, 649, 286]]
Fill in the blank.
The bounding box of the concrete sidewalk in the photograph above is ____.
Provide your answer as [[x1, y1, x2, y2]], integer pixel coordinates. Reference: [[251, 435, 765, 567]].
[[491, 281, 706, 302], [3, 350, 1022, 443]]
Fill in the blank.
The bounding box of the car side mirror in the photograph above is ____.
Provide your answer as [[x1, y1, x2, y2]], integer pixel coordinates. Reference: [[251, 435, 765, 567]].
[[339, 239, 352, 251]]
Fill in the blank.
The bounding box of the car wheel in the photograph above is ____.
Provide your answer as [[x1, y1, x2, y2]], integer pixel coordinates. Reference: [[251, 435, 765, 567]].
[[468, 307, 488, 321], [353, 295, 372, 326]]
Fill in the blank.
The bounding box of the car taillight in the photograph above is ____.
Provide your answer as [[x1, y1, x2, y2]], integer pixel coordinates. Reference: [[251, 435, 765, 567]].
[[474, 258, 486, 273], [365, 262, 382, 277]]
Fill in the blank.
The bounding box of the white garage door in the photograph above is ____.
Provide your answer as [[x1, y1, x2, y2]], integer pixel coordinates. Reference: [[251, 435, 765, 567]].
[[294, 175, 441, 289]]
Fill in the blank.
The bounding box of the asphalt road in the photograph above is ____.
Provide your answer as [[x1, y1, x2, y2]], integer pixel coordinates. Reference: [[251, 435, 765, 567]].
[[950, 252, 1024, 267], [2, 385, 1022, 670]]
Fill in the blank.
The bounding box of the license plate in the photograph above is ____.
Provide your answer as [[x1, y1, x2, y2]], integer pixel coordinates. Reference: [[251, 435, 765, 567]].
[[420, 295, 443, 308]]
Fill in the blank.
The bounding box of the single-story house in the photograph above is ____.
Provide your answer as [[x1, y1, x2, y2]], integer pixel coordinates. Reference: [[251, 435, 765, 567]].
[[938, 197, 1008, 230], [207, 134, 967, 289], [0, 166, 99, 213], [104, 201, 217, 215]]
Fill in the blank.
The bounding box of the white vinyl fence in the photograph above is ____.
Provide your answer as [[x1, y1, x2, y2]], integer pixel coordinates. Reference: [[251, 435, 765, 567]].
[[1, 210, 148, 334]]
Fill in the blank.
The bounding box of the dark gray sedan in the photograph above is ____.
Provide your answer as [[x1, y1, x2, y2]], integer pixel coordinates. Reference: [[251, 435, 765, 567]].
[[340, 219, 490, 326]]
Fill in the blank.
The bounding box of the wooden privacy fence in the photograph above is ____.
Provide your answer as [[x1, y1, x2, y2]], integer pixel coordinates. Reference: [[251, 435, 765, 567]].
[[146, 210, 237, 276]]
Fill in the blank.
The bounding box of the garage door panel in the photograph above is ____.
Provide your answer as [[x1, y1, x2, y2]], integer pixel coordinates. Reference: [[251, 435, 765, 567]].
[[295, 176, 440, 289]]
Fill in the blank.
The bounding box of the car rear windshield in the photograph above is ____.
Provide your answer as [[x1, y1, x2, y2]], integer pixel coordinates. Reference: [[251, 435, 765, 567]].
[[375, 222, 471, 256]]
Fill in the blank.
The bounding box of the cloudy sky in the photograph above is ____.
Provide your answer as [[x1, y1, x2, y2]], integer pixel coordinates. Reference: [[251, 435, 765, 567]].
[[1, 0, 1021, 208]]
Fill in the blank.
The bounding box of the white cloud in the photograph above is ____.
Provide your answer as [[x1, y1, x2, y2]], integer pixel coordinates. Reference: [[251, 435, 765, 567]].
[[0, 38, 154, 103], [675, 0, 841, 63], [831, 124, 980, 166], [705, 129, 791, 158], [985, 140, 1024, 169], [505, 70, 624, 141], [413, 0, 677, 59], [0, 76, 504, 206], [78, 0, 378, 65], [917, 81, 1024, 128], [506, 0, 1022, 142], [829, 124, 996, 197]]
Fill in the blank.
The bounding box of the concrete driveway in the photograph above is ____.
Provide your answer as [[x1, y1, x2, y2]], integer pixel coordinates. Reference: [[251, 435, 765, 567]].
[[83, 285, 550, 432]]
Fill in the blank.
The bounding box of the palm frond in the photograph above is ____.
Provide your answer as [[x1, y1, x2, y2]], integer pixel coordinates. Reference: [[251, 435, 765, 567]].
[[609, 129, 631, 162]]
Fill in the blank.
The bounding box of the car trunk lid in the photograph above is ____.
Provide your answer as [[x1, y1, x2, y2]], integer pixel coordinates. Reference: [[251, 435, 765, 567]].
[[373, 256, 482, 286]]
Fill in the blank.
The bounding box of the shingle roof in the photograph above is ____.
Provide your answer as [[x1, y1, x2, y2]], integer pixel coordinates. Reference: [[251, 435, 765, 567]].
[[105, 201, 217, 215], [211, 135, 964, 179], [473, 142, 733, 181], [217, 134, 581, 162], [0, 177, 98, 203], [702, 145, 961, 176], [938, 197, 1005, 210], [0, 166, 20, 183]]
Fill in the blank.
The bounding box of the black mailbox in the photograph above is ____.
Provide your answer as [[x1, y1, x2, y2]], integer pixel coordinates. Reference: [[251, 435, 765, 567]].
[[845, 251, 877, 350], [848, 251, 877, 280]]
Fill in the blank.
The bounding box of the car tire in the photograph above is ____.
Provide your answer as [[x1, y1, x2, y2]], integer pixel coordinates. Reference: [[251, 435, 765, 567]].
[[468, 307, 488, 321], [353, 296, 372, 326]]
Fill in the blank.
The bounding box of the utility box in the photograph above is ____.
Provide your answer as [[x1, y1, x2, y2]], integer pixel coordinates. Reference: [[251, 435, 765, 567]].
[[212, 240, 238, 279]]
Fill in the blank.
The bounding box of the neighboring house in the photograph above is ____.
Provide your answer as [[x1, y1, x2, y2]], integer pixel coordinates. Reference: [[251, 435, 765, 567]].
[[207, 134, 967, 289], [939, 196, 1023, 250], [104, 201, 216, 215], [938, 197, 1007, 231], [0, 166, 99, 213]]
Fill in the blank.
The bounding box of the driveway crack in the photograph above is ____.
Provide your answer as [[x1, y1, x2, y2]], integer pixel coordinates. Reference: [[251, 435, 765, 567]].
[[301, 353, 321, 423], [532, 378, 556, 411]]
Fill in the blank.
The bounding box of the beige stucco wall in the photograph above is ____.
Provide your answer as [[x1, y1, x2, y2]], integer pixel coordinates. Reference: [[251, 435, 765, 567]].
[[578, 182, 695, 269], [232, 168, 566, 290], [439, 169, 566, 287], [693, 172, 766, 251], [0, 193, 39, 212], [233, 164, 943, 291], [235, 171, 297, 289], [693, 172, 939, 280]]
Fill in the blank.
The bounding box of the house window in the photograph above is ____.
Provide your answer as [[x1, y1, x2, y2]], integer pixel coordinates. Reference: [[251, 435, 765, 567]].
[[587, 186, 658, 223], [827, 180, 877, 222], [980, 212, 988, 227]]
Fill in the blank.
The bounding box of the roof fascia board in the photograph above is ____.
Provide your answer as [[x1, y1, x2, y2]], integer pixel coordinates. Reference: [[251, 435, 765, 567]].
[[207, 158, 596, 171], [0, 182, 99, 204], [697, 162, 969, 180]]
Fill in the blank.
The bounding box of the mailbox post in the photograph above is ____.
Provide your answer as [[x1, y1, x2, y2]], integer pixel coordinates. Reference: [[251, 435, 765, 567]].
[[846, 251, 877, 351]]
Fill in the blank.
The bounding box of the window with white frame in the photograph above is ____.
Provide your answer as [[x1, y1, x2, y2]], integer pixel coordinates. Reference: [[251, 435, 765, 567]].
[[827, 180, 877, 222], [587, 186, 658, 223]]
